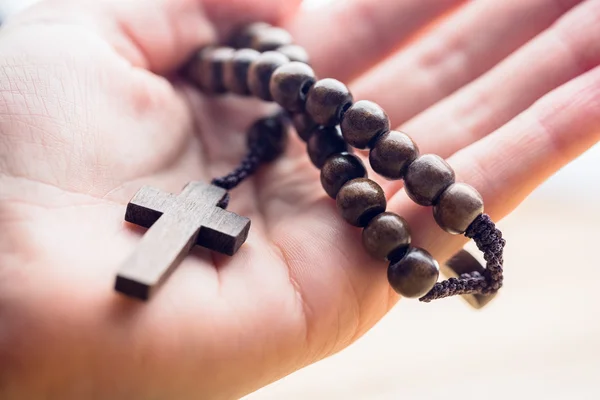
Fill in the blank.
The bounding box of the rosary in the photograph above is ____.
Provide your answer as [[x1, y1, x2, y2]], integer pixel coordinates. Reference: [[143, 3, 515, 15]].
[[114, 23, 505, 309]]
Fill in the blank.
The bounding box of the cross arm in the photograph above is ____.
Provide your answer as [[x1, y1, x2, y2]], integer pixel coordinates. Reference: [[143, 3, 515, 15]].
[[125, 186, 176, 228], [198, 208, 251, 256]]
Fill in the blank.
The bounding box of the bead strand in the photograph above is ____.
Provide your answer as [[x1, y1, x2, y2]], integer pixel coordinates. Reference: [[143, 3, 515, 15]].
[[230, 22, 309, 62], [183, 23, 504, 304]]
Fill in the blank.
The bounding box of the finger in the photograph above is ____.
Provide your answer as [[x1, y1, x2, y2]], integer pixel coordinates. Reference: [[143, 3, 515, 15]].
[[352, 0, 584, 126], [401, 0, 600, 159], [451, 66, 600, 226], [201, 0, 301, 35], [388, 64, 600, 265], [4, 0, 301, 74], [287, 0, 466, 81]]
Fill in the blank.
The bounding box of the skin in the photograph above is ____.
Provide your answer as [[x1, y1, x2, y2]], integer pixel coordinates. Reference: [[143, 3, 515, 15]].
[[0, 0, 599, 398]]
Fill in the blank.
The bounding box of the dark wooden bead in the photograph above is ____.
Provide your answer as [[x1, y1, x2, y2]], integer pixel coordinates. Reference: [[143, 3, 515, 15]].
[[248, 51, 290, 101], [223, 49, 261, 95], [270, 62, 316, 112], [433, 183, 484, 234], [231, 22, 271, 48], [186, 48, 207, 87], [340, 100, 390, 149], [362, 212, 411, 260], [292, 113, 317, 142], [336, 178, 387, 227], [307, 126, 349, 168], [251, 26, 293, 52], [320, 153, 367, 198], [305, 78, 353, 127], [276, 44, 310, 64], [188, 47, 235, 94], [247, 114, 289, 162], [369, 131, 419, 180], [404, 154, 455, 206], [387, 247, 439, 298]]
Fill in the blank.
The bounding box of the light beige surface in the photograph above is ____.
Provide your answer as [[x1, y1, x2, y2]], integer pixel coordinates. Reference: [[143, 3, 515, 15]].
[[247, 194, 600, 399]]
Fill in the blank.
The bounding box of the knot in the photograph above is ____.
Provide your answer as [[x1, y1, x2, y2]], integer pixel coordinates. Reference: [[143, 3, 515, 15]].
[[419, 214, 505, 303]]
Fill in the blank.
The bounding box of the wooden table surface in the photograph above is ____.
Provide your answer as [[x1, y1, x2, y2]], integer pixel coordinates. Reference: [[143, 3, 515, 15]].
[[247, 196, 600, 400]]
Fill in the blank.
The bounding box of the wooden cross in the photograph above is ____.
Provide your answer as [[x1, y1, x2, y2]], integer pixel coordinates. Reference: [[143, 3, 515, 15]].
[[114, 181, 251, 301]]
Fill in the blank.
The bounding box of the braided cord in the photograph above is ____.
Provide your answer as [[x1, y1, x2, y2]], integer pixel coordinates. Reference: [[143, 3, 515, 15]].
[[211, 113, 288, 208], [211, 138, 266, 209], [419, 214, 505, 302], [212, 140, 265, 189]]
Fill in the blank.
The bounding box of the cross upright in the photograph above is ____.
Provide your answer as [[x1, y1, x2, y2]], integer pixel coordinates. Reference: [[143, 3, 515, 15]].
[[114, 181, 251, 301]]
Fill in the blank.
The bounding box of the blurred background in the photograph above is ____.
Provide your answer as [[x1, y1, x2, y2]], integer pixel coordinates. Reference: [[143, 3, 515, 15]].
[[2, 0, 599, 399]]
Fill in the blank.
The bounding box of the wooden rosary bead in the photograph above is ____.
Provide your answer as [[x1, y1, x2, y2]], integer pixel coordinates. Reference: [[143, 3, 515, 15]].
[[387, 248, 439, 298], [404, 154, 455, 206], [362, 212, 411, 261], [270, 62, 316, 112], [247, 114, 289, 162], [336, 178, 387, 227], [223, 49, 261, 95], [320, 153, 367, 198], [189, 47, 235, 94], [340, 100, 390, 149], [248, 51, 290, 101], [186, 48, 207, 85], [305, 78, 353, 127], [276, 44, 310, 64], [292, 113, 317, 142], [232, 22, 271, 48], [369, 131, 419, 180], [307, 126, 349, 168], [434, 183, 484, 234], [251, 26, 293, 52]]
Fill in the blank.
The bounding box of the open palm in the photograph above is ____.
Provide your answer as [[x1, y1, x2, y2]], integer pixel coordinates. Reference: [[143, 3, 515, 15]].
[[1, 0, 599, 399]]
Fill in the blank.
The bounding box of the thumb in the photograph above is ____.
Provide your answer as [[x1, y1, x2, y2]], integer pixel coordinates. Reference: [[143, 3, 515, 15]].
[[3, 0, 301, 74]]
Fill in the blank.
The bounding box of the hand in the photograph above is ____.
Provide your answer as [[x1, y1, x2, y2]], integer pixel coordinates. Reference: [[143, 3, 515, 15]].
[[0, 0, 598, 398]]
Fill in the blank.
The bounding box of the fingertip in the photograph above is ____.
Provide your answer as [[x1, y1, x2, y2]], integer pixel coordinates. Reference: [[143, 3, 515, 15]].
[[120, 0, 304, 73], [120, 0, 217, 74], [202, 0, 303, 39]]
